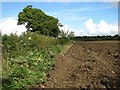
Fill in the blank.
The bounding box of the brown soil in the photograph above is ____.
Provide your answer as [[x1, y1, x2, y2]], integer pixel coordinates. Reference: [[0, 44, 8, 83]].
[[36, 41, 120, 89]]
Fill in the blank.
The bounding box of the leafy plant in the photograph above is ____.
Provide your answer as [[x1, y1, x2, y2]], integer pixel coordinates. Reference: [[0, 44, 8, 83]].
[[2, 33, 64, 89], [17, 5, 62, 37]]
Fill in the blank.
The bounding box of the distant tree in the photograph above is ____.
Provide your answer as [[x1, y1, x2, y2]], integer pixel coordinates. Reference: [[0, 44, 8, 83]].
[[17, 5, 61, 37], [114, 34, 119, 37], [68, 31, 75, 39]]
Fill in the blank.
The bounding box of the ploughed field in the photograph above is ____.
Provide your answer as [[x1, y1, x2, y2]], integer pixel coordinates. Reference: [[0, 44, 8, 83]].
[[41, 41, 120, 89]]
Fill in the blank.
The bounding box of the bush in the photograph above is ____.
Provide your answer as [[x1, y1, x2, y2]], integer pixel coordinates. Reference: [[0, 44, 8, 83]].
[[2, 32, 64, 89], [2, 31, 59, 59]]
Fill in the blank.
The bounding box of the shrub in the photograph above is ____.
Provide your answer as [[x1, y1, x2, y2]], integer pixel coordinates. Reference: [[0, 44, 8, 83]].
[[2, 32, 64, 89]]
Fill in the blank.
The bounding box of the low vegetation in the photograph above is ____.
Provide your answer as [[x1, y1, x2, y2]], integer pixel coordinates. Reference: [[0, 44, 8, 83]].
[[74, 34, 120, 41], [2, 31, 73, 89], [2, 4, 119, 90], [2, 5, 74, 89]]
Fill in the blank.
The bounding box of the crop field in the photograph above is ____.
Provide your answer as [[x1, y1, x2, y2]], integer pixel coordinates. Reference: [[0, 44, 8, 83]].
[[35, 41, 120, 89], [1, 3, 120, 90]]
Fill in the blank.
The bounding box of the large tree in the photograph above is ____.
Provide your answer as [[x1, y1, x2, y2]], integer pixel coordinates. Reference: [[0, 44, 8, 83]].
[[17, 5, 61, 37]]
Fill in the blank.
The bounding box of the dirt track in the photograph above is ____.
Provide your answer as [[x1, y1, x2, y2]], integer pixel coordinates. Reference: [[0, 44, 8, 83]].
[[41, 41, 120, 89]]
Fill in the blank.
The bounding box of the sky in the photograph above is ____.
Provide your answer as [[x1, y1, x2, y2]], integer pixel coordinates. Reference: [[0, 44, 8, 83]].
[[0, 1, 119, 36]]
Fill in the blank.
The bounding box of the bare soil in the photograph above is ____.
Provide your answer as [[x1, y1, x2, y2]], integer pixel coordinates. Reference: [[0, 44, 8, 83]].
[[37, 41, 120, 89]]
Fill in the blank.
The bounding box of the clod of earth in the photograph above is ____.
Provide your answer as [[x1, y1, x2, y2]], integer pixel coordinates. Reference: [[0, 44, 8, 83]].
[[39, 41, 120, 89]]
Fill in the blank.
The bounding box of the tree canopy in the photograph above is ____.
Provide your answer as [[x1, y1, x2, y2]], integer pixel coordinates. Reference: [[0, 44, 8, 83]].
[[17, 5, 60, 37]]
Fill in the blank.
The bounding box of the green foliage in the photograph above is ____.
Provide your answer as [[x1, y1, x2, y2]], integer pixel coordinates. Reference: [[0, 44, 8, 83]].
[[74, 34, 120, 41], [17, 5, 61, 37], [58, 30, 75, 45], [2, 31, 59, 59], [68, 31, 75, 39], [2, 5, 73, 89], [2, 14, 74, 89], [2, 32, 65, 89], [58, 37, 71, 45], [58, 29, 75, 39], [2, 46, 62, 89]]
